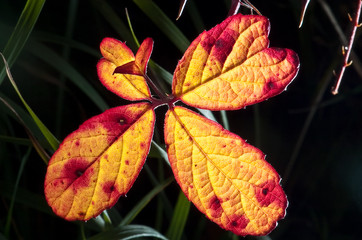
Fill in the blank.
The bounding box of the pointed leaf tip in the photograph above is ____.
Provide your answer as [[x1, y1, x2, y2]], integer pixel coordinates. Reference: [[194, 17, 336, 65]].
[[113, 38, 154, 77], [135, 37, 154, 74], [164, 106, 287, 236], [97, 38, 152, 101], [172, 14, 300, 110], [44, 103, 155, 221]]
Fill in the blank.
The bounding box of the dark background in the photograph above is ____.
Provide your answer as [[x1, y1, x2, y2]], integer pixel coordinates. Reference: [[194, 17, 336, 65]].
[[1, 0, 362, 239]]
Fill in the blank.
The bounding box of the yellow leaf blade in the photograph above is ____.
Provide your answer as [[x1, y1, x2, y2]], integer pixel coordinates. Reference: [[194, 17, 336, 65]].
[[97, 38, 151, 101], [164, 106, 287, 236], [172, 14, 299, 110], [44, 103, 155, 220]]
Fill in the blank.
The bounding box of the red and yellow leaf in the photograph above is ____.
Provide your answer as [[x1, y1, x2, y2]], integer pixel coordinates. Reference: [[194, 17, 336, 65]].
[[164, 106, 287, 236], [97, 38, 152, 101], [44, 103, 155, 221], [172, 14, 299, 110], [114, 37, 154, 76], [135, 37, 153, 75]]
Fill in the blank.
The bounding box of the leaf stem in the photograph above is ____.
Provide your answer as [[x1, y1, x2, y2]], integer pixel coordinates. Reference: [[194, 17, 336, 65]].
[[144, 74, 167, 99], [330, 0, 362, 94], [143, 73, 179, 108]]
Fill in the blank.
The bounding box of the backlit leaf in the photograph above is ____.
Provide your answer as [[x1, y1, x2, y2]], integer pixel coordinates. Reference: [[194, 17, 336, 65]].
[[164, 106, 287, 236], [172, 14, 299, 110], [44, 103, 155, 221], [114, 37, 154, 76], [97, 38, 151, 101]]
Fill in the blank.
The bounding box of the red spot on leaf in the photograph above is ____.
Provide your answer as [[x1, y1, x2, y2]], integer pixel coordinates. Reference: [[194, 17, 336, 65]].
[[60, 158, 93, 194], [72, 168, 93, 194], [78, 212, 86, 217], [200, 35, 215, 53], [102, 181, 116, 194], [212, 30, 237, 64], [227, 214, 249, 233], [51, 179, 65, 188], [62, 158, 89, 180], [255, 180, 287, 208], [125, 160, 129, 165], [209, 196, 223, 218], [75, 140, 80, 147]]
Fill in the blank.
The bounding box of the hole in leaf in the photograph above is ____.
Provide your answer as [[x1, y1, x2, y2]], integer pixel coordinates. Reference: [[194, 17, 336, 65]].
[[76, 170, 84, 177]]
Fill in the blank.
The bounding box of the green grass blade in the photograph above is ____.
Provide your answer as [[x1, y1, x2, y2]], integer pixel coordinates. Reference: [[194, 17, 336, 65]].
[[92, 0, 137, 50], [133, 0, 190, 52], [1, 53, 59, 151], [166, 191, 190, 240], [55, 0, 79, 136], [0, 233, 6, 240], [197, 108, 217, 122], [0, 0, 45, 85], [125, 8, 173, 91], [149, 141, 170, 166], [4, 147, 31, 237], [0, 96, 50, 163], [144, 165, 174, 221], [88, 224, 168, 240], [149, 61, 173, 85], [220, 110, 230, 130], [34, 32, 100, 57], [0, 92, 51, 149], [0, 135, 31, 146], [118, 177, 173, 226], [125, 8, 140, 47], [26, 41, 109, 112], [0, 180, 52, 215], [186, 0, 205, 31]]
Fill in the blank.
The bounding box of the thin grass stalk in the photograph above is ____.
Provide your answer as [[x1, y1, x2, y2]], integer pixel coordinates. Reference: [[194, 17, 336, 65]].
[[118, 177, 173, 226], [0, 53, 59, 151], [283, 57, 339, 189], [133, 0, 190, 52], [220, 110, 230, 130], [166, 191, 190, 240], [4, 147, 31, 238], [0, 0, 45, 85], [55, 0, 79, 136]]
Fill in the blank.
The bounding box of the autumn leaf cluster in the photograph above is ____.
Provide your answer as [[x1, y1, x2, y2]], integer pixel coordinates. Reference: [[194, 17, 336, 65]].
[[44, 14, 299, 236]]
